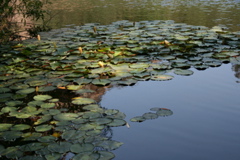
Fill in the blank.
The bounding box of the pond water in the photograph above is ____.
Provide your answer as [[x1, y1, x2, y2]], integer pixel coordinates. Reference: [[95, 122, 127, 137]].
[[101, 64, 240, 160], [46, 0, 240, 159], [48, 0, 240, 31], [0, 0, 240, 160]]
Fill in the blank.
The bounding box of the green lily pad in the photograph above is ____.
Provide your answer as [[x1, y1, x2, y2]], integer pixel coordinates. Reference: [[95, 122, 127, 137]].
[[130, 116, 146, 122], [0, 123, 13, 131], [11, 124, 31, 131], [0, 87, 11, 93], [98, 151, 115, 160], [70, 143, 94, 153], [82, 111, 101, 119], [35, 124, 52, 132], [53, 113, 79, 121], [5, 100, 23, 107], [90, 118, 112, 125], [72, 97, 96, 105], [33, 95, 52, 101], [0, 93, 13, 98], [174, 69, 194, 76], [38, 86, 56, 92], [66, 85, 82, 90], [1, 146, 23, 159], [73, 152, 100, 160], [20, 143, 45, 152], [108, 119, 126, 127], [142, 112, 158, 120], [97, 140, 123, 150], [38, 136, 57, 142], [22, 132, 42, 141], [151, 75, 174, 81], [61, 130, 85, 140], [40, 102, 55, 109], [1, 131, 22, 141], [48, 142, 72, 153], [75, 89, 95, 94], [156, 108, 173, 116], [92, 79, 111, 86], [27, 79, 48, 86]]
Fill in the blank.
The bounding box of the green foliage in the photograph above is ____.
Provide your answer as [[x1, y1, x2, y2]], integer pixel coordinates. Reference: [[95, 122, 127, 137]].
[[0, 0, 51, 43]]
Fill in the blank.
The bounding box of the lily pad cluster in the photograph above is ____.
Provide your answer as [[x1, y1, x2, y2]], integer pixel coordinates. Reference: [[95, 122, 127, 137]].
[[0, 96, 126, 159], [0, 20, 240, 159], [130, 108, 173, 122]]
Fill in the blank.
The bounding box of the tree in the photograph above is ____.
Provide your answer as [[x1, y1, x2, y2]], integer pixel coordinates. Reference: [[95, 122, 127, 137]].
[[0, 0, 51, 43]]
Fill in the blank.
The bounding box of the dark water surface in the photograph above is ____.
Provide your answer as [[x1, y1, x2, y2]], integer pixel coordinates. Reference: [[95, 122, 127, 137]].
[[48, 0, 240, 31], [101, 64, 240, 160]]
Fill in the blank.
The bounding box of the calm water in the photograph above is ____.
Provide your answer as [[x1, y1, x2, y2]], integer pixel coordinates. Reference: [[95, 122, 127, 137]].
[[46, 0, 240, 159], [101, 64, 240, 160], [48, 0, 240, 31]]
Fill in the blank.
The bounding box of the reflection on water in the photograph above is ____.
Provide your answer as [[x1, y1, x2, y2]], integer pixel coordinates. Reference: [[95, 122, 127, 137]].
[[47, 0, 240, 31], [101, 64, 240, 160]]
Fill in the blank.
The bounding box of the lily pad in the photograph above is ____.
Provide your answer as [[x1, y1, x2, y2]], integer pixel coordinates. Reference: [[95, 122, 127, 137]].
[[11, 124, 31, 131], [73, 152, 100, 160], [0, 123, 13, 131], [16, 88, 35, 94], [156, 108, 173, 116], [35, 124, 52, 132], [72, 97, 96, 105], [5, 100, 23, 107], [40, 103, 55, 109], [92, 79, 111, 86], [97, 140, 123, 150], [53, 113, 79, 121], [174, 69, 194, 76], [48, 142, 72, 153], [151, 75, 174, 81], [1, 146, 23, 159], [108, 119, 126, 127], [130, 116, 146, 122], [33, 95, 52, 101], [142, 112, 158, 120], [70, 143, 94, 153]]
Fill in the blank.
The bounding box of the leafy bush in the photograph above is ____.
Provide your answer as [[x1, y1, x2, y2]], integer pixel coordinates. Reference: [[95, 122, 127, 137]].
[[0, 0, 51, 43]]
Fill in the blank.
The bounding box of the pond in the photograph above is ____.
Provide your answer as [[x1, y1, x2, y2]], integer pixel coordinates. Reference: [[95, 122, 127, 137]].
[[0, 0, 240, 160]]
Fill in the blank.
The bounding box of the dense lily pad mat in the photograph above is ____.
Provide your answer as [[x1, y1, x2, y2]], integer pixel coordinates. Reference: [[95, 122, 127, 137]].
[[0, 20, 240, 159]]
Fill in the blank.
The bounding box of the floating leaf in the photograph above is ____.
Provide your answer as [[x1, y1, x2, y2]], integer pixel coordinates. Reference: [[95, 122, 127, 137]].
[[20, 143, 45, 152], [40, 102, 55, 109], [48, 142, 72, 153], [156, 108, 173, 116], [92, 79, 111, 86], [1, 147, 23, 159], [108, 119, 126, 127], [5, 100, 23, 107], [97, 140, 123, 150], [0, 123, 13, 131], [142, 112, 158, 120], [16, 88, 35, 94], [70, 143, 94, 153], [130, 116, 146, 122], [1, 131, 22, 141], [53, 113, 79, 121], [11, 124, 30, 131], [72, 97, 95, 105], [98, 151, 115, 160], [151, 75, 174, 81], [33, 95, 52, 101], [35, 124, 52, 132], [73, 152, 100, 160], [174, 69, 194, 76]]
